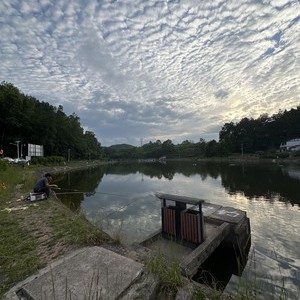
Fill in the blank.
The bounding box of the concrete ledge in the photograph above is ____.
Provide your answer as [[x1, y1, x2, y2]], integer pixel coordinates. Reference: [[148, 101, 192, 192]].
[[180, 223, 230, 277], [5, 247, 144, 300]]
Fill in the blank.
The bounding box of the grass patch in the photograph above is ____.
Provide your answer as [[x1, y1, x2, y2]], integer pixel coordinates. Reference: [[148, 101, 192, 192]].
[[193, 288, 224, 300], [49, 208, 110, 246], [0, 166, 43, 297], [0, 166, 22, 197], [0, 165, 110, 298], [0, 215, 44, 296], [146, 252, 183, 295]]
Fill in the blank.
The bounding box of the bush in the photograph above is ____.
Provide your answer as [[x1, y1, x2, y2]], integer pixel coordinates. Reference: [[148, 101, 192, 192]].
[[293, 150, 300, 157], [276, 152, 290, 159], [260, 152, 290, 159], [0, 160, 8, 171], [30, 156, 66, 165]]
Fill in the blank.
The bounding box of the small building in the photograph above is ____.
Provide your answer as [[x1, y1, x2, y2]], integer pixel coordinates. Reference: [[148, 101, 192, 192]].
[[280, 138, 300, 152]]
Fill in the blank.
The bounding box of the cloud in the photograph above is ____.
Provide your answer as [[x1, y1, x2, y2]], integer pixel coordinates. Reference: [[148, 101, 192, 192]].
[[0, 0, 299, 146], [214, 89, 230, 100]]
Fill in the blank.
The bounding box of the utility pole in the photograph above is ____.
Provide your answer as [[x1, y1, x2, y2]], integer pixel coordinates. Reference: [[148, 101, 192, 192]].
[[20, 143, 26, 158], [16, 141, 20, 159], [10, 141, 20, 159], [68, 149, 70, 162], [241, 143, 244, 158]]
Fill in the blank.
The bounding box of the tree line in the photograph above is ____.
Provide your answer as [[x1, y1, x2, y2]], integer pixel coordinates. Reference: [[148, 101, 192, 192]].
[[1, 81, 299, 160], [104, 107, 300, 159], [0, 82, 103, 159]]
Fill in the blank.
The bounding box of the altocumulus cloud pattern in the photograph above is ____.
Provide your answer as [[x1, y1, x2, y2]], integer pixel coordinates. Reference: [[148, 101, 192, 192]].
[[0, 0, 299, 146]]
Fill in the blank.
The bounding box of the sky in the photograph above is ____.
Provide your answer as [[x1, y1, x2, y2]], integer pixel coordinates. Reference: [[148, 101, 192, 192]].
[[1, 0, 299, 146]]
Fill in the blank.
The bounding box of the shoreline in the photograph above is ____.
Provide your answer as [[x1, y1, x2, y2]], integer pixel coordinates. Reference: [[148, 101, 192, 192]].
[[0, 160, 231, 300], [0, 161, 135, 298], [1, 159, 298, 299]]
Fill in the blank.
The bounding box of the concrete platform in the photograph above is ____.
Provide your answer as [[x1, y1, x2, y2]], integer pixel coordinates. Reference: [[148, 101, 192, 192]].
[[180, 222, 231, 277], [5, 247, 143, 300], [141, 194, 251, 279], [145, 234, 194, 260]]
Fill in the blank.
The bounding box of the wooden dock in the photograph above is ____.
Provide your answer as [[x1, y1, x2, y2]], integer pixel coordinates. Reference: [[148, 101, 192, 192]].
[[140, 193, 251, 277]]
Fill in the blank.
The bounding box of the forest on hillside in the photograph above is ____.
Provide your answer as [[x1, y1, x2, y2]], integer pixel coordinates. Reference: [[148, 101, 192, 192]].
[[0, 82, 102, 159], [1, 82, 299, 160], [104, 107, 300, 159]]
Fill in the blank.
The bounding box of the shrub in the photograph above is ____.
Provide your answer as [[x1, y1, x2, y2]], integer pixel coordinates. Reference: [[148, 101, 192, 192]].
[[293, 150, 300, 157], [31, 156, 66, 165], [0, 159, 8, 171], [260, 152, 289, 159]]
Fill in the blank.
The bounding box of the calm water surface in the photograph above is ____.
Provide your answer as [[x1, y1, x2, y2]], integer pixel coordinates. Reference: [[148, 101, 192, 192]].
[[56, 161, 300, 298]]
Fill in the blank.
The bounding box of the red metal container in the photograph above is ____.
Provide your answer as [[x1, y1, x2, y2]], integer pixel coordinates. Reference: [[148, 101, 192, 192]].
[[180, 210, 203, 244], [162, 207, 176, 236]]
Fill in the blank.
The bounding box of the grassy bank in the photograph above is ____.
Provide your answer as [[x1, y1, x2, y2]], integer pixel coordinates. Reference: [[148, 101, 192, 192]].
[[0, 163, 111, 298]]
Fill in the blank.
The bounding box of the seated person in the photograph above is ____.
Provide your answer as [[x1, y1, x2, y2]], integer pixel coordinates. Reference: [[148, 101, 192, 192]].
[[33, 173, 58, 198]]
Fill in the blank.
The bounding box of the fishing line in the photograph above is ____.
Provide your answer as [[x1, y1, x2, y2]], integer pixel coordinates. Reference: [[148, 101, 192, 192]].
[[53, 188, 153, 219], [53, 187, 128, 198], [103, 197, 141, 219], [102, 192, 155, 219]]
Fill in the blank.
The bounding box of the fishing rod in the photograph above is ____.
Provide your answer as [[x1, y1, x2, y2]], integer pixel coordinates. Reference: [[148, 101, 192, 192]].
[[52, 187, 129, 198], [53, 187, 89, 192], [53, 188, 154, 219], [55, 192, 92, 195]]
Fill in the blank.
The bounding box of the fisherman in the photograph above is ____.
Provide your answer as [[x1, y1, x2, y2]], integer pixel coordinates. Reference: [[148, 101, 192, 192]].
[[33, 173, 58, 198]]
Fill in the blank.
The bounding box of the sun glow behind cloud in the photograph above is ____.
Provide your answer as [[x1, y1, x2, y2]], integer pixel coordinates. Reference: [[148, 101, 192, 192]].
[[0, 0, 299, 145]]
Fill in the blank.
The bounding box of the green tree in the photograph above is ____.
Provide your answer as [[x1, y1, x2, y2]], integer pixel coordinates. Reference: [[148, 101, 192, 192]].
[[0, 82, 102, 159], [161, 139, 175, 157]]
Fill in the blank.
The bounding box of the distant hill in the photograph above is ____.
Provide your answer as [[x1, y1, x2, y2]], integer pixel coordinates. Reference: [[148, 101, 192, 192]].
[[102, 144, 136, 159], [104, 144, 136, 150]]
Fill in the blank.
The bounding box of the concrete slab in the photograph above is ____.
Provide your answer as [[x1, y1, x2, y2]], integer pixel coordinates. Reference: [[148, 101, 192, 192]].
[[146, 236, 193, 261], [119, 272, 160, 300], [204, 222, 219, 237], [210, 206, 246, 224], [202, 203, 222, 217], [6, 247, 143, 300]]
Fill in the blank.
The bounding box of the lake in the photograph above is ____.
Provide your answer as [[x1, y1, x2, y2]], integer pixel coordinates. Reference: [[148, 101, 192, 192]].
[[56, 161, 300, 299]]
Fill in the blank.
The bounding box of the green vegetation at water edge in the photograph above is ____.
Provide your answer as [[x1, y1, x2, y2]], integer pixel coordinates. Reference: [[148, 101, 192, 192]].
[[0, 166, 42, 297], [0, 164, 110, 298], [146, 252, 183, 296]]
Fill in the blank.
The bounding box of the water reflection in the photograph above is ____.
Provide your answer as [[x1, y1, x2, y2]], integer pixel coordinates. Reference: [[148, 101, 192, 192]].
[[57, 162, 300, 207], [54, 167, 106, 211], [220, 163, 300, 205], [56, 161, 300, 299]]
